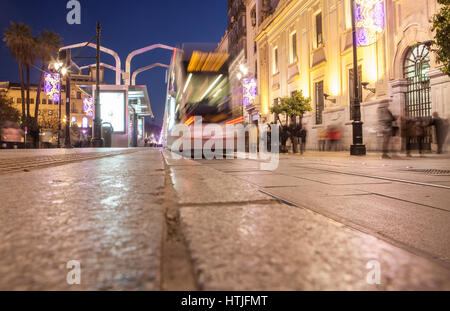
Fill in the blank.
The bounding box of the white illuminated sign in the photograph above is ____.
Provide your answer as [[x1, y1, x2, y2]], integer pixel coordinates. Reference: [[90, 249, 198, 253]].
[[99, 91, 126, 133]]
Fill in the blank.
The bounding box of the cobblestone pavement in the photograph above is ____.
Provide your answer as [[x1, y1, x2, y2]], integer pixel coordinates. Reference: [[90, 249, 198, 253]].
[[0, 149, 164, 290]]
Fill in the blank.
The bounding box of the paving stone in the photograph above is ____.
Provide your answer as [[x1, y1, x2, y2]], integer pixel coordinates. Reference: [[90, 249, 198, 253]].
[[180, 204, 450, 290], [169, 165, 275, 205], [0, 149, 165, 290]]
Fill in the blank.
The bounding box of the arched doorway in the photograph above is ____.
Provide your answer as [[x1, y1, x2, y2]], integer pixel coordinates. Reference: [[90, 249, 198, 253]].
[[403, 43, 432, 150]]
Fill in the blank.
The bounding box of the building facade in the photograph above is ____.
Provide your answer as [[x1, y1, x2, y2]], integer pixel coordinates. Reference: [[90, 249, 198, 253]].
[[0, 80, 93, 131], [254, 0, 449, 151]]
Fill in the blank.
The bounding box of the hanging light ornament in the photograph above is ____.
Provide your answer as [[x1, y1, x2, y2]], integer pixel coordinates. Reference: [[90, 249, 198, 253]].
[[83, 97, 94, 117], [355, 0, 385, 47], [242, 78, 257, 107], [44, 73, 61, 102]]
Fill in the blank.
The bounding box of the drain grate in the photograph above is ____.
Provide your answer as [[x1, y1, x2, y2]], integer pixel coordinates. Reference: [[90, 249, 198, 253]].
[[406, 169, 450, 176]]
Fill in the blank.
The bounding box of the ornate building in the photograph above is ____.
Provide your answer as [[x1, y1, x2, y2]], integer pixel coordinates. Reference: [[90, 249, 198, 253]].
[[255, 0, 449, 151]]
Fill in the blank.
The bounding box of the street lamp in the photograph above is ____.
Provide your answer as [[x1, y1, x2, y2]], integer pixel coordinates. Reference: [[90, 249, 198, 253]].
[[49, 62, 67, 148], [350, 0, 366, 156]]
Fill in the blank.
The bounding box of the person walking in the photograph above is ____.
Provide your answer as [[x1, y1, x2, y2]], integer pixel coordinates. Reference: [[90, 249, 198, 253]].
[[430, 112, 449, 154], [415, 117, 427, 156], [378, 103, 396, 159], [289, 122, 300, 154], [318, 128, 327, 151], [402, 116, 416, 157], [299, 126, 307, 155], [280, 125, 290, 153]]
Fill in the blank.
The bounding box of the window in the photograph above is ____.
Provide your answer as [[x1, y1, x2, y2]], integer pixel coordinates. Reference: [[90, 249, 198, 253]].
[[349, 66, 362, 120], [344, 0, 352, 30], [251, 6, 257, 27], [77, 91, 82, 99], [315, 81, 324, 124], [48, 99, 53, 105], [17, 98, 22, 104], [30, 98, 34, 104], [82, 117, 88, 129], [290, 32, 298, 63], [42, 99, 47, 105], [255, 60, 258, 79], [315, 12, 323, 47], [273, 46, 279, 74]]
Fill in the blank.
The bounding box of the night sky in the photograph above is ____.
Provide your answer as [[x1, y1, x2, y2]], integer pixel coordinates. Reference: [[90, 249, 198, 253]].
[[0, 0, 228, 127]]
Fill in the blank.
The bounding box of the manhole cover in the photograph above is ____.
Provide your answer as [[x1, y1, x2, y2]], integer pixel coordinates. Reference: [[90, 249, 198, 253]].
[[406, 169, 450, 176]]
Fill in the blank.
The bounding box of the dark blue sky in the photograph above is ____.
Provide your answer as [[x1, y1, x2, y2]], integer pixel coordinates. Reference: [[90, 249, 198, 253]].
[[0, 0, 228, 126]]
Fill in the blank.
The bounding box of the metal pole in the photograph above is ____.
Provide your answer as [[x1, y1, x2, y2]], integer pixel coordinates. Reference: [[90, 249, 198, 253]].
[[57, 74, 62, 148], [350, 0, 366, 156], [92, 21, 104, 147], [64, 73, 71, 148]]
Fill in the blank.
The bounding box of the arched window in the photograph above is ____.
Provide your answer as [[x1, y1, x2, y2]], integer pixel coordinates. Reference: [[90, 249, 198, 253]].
[[403, 43, 431, 118], [403, 43, 432, 149]]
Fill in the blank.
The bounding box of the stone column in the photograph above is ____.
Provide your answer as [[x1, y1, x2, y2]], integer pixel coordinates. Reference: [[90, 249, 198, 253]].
[[388, 78, 408, 151]]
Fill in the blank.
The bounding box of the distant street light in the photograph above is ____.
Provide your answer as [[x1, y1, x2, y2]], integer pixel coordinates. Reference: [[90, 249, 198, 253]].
[[48, 62, 67, 148]]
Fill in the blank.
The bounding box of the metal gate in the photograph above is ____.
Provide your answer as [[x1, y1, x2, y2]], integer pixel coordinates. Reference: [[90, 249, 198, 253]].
[[403, 43, 432, 150]]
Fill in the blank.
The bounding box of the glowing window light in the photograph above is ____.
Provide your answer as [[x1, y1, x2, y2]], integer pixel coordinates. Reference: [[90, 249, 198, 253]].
[[82, 117, 88, 129], [83, 97, 94, 117], [355, 0, 385, 47], [44, 73, 61, 103]]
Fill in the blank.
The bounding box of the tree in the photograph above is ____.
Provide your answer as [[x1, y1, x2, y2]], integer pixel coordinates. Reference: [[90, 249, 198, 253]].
[[3, 22, 34, 121], [271, 91, 312, 126], [431, 0, 450, 76], [35, 31, 62, 121], [0, 92, 20, 128]]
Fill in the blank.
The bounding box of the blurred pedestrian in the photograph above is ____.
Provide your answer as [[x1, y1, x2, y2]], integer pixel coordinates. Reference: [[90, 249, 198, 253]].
[[299, 125, 307, 155], [378, 103, 396, 159], [430, 112, 449, 154], [318, 128, 327, 152], [280, 125, 290, 153], [415, 117, 427, 156], [401, 116, 416, 157], [266, 123, 272, 152], [327, 125, 340, 151], [289, 122, 301, 153]]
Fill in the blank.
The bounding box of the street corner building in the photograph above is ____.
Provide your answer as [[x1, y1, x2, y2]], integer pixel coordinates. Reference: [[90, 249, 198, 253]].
[[226, 0, 449, 152]]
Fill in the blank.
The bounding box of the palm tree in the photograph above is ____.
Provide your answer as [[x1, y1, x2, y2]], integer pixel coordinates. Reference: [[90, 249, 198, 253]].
[[3, 22, 34, 122], [24, 38, 37, 120], [35, 31, 62, 119]]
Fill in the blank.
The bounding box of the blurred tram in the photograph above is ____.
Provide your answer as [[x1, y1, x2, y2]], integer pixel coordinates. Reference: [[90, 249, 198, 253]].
[[162, 43, 241, 155]]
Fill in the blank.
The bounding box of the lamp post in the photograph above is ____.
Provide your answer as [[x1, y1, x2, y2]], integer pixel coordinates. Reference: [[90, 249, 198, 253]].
[[91, 21, 104, 147], [63, 68, 72, 148], [52, 62, 66, 148], [350, 0, 366, 156]]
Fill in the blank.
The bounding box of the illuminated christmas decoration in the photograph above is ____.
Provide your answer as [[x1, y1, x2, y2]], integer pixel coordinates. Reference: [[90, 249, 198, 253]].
[[44, 73, 61, 102], [83, 97, 94, 117], [242, 78, 257, 107], [355, 0, 385, 47]]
